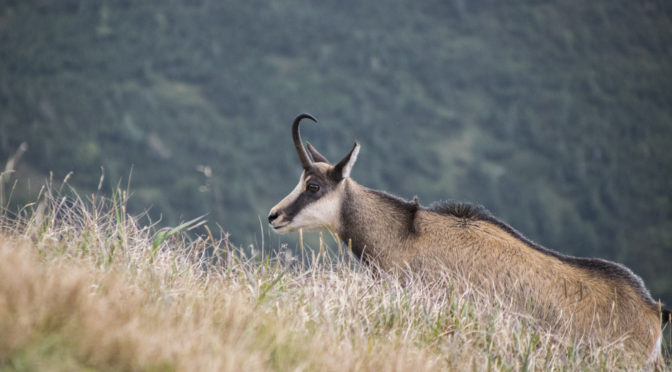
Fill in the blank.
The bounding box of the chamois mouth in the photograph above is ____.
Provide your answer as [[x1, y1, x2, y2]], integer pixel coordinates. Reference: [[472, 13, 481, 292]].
[[270, 222, 291, 233], [271, 223, 292, 234]]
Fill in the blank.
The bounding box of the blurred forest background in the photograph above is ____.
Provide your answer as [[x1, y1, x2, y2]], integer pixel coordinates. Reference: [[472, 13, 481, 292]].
[[1, 1, 671, 304]]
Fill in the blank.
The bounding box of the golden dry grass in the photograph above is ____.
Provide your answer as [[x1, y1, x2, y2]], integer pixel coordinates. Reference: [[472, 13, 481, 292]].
[[0, 185, 669, 371]]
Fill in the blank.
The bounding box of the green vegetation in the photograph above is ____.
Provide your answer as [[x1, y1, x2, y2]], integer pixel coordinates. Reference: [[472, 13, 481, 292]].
[[1, 0, 671, 307], [1, 185, 669, 371]]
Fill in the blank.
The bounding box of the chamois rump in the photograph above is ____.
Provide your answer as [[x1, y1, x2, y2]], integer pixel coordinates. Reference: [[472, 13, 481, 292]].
[[268, 113, 671, 362]]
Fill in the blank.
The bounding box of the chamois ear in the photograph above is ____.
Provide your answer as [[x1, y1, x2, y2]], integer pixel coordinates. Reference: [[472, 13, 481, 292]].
[[306, 142, 330, 164], [334, 141, 360, 179]]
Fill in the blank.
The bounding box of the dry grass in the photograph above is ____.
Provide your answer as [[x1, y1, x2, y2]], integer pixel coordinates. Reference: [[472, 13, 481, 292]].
[[0, 184, 669, 371]]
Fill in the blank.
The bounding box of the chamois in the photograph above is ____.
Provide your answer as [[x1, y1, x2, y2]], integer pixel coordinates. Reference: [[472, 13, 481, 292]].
[[268, 113, 671, 362]]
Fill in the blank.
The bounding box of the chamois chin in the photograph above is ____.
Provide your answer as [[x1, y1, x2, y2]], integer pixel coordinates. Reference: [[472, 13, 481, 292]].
[[268, 113, 671, 363]]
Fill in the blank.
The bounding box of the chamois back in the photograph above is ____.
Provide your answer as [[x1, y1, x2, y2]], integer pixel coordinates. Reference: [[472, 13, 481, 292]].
[[428, 200, 656, 310]]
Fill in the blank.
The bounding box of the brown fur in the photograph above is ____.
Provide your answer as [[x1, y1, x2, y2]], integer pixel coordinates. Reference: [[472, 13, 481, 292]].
[[338, 179, 663, 361]]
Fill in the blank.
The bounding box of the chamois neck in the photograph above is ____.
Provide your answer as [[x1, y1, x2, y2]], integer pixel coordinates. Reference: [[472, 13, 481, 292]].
[[338, 179, 418, 264]]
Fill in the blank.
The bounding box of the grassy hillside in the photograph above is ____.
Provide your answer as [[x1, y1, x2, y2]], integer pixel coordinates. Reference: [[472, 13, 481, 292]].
[[1, 0, 672, 312], [1, 187, 670, 370]]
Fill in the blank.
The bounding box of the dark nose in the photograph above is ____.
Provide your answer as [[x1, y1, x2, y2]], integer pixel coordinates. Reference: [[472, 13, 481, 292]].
[[268, 212, 279, 223]]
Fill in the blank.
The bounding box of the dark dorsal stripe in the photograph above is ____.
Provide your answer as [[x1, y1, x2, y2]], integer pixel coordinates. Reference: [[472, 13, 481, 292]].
[[367, 194, 657, 307]]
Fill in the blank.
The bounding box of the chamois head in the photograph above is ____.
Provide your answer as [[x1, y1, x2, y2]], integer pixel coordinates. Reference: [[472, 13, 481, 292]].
[[268, 113, 359, 234]]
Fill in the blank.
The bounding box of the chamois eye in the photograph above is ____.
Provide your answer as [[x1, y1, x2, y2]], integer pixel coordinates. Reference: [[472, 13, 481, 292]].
[[307, 183, 320, 193]]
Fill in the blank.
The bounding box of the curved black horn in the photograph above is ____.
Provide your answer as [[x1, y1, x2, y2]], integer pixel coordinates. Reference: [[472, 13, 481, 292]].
[[292, 113, 317, 169]]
